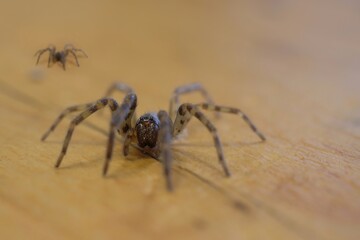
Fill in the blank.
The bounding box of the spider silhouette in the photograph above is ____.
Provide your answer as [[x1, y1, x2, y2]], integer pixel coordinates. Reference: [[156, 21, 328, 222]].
[[41, 83, 265, 191], [34, 44, 88, 70]]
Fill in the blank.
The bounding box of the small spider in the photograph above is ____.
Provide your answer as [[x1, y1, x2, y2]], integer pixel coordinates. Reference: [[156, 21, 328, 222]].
[[34, 44, 88, 70], [41, 83, 265, 191]]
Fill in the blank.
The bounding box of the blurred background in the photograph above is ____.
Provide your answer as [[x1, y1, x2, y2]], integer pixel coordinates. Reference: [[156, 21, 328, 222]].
[[0, 0, 358, 117], [0, 0, 359, 239]]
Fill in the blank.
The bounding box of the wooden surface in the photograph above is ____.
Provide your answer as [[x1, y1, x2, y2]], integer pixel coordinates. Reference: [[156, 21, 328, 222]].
[[0, 0, 359, 239]]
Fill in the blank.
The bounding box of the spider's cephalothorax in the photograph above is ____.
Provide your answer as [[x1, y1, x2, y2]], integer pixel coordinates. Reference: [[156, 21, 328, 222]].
[[42, 83, 266, 191], [135, 113, 160, 148], [34, 44, 88, 70], [54, 52, 63, 62]]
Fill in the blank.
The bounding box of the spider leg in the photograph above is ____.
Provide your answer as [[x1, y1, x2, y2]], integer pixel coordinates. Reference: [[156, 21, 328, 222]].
[[54, 98, 119, 169], [34, 47, 54, 66], [64, 44, 88, 57], [49, 46, 57, 67], [103, 82, 136, 123], [173, 104, 230, 176], [158, 110, 174, 191], [169, 83, 217, 121], [74, 48, 88, 58], [103, 93, 137, 175], [48, 52, 52, 67], [122, 129, 135, 156], [41, 102, 95, 141], [64, 44, 74, 49], [61, 52, 67, 70], [104, 82, 134, 97], [195, 103, 266, 141], [66, 49, 80, 67]]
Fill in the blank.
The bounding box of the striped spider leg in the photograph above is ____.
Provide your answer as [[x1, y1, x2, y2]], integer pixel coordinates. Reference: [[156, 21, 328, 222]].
[[103, 93, 137, 175], [34, 44, 56, 67], [41, 102, 95, 141], [104, 82, 135, 96], [63, 44, 88, 68], [157, 111, 174, 190], [42, 82, 134, 143], [172, 103, 266, 177], [103, 82, 137, 124], [169, 83, 218, 121], [42, 94, 137, 175]]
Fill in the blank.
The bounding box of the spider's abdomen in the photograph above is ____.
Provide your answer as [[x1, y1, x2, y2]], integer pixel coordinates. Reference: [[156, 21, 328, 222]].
[[135, 113, 160, 148]]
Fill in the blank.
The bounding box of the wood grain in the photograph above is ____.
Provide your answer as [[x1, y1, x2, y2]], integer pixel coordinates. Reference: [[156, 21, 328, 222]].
[[0, 0, 359, 239]]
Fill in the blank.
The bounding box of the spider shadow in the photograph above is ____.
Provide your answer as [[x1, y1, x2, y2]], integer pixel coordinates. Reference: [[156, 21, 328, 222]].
[[173, 138, 264, 148], [44, 113, 265, 181], [43, 139, 105, 145], [170, 148, 224, 176], [53, 141, 129, 172], [52, 137, 264, 178], [170, 139, 265, 175], [103, 147, 159, 179], [56, 157, 103, 171]]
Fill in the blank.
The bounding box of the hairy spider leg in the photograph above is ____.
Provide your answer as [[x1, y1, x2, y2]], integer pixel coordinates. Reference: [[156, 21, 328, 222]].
[[41, 102, 95, 141], [73, 48, 88, 58], [59, 53, 67, 70], [172, 103, 266, 177], [103, 82, 136, 123], [195, 103, 266, 141], [173, 103, 231, 176], [122, 129, 135, 157], [53, 98, 119, 169], [104, 82, 135, 97], [169, 83, 217, 121], [157, 110, 174, 191], [64, 44, 88, 58], [65, 50, 80, 67], [34, 47, 55, 66], [49, 51, 55, 67], [103, 93, 137, 175]]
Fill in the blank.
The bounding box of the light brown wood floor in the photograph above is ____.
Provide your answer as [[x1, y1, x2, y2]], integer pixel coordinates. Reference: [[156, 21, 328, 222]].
[[0, 1, 359, 239]]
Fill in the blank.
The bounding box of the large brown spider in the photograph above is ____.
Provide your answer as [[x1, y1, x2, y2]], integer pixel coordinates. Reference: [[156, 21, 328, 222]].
[[34, 44, 88, 70], [41, 83, 265, 191]]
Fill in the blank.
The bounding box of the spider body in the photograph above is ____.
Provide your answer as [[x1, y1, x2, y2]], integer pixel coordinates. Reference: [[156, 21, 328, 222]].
[[34, 44, 88, 70], [54, 52, 63, 62], [42, 83, 265, 191], [135, 113, 160, 148]]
